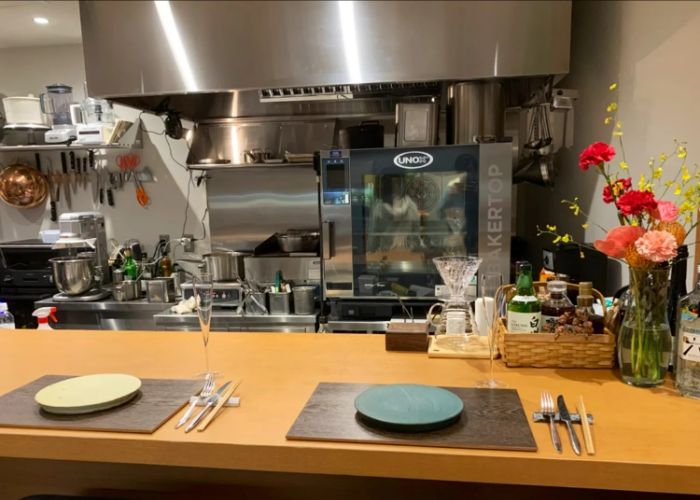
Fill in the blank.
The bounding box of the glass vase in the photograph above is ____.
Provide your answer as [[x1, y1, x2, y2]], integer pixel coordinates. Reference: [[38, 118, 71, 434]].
[[617, 267, 672, 387]]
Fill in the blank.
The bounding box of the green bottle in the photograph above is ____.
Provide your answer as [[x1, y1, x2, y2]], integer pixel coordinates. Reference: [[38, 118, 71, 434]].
[[122, 249, 139, 280], [507, 261, 541, 332]]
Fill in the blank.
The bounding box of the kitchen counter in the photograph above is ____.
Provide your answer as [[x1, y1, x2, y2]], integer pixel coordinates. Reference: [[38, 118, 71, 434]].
[[0, 330, 698, 498], [35, 297, 170, 330], [35, 297, 172, 313]]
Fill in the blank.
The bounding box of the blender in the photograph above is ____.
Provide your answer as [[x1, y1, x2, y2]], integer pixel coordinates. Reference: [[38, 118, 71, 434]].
[[428, 255, 485, 357], [41, 84, 77, 143]]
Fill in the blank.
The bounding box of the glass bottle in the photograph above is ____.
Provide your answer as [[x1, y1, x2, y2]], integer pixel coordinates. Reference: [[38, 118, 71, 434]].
[[541, 280, 575, 331], [577, 282, 605, 333], [0, 302, 16, 329], [668, 245, 689, 371], [507, 261, 541, 332], [122, 249, 139, 280], [676, 265, 700, 398], [160, 252, 173, 277]]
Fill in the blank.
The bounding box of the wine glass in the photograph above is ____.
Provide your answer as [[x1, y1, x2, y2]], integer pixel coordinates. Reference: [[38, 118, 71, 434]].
[[194, 272, 215, 382], [476, 272, 507, 388]]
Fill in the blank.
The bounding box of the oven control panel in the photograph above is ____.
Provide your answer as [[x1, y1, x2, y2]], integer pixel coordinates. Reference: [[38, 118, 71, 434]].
[[180, 282, 243, 308]]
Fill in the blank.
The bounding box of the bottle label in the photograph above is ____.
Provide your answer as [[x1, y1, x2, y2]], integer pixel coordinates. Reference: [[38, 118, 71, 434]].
[[679, 306, 700, 361], [542, 314, 559, 330], [507, 312, 541, 332]]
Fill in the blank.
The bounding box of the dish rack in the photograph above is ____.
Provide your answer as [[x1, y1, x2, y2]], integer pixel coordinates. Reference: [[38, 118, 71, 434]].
[[496, 282, 616, 369]]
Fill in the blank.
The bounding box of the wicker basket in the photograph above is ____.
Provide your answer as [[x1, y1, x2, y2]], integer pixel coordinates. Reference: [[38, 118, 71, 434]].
[[496, 282, 616, 369]]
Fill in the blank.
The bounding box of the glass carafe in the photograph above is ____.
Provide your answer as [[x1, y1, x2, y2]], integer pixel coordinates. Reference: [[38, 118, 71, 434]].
[[40, 84, 74, 126]]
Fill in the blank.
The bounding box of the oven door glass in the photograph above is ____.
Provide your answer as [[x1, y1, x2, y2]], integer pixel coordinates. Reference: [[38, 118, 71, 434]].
[[349, 146, 479, 298]]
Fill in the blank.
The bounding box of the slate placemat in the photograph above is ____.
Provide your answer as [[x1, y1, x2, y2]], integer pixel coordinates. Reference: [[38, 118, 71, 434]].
[[0, 375, 198, 434], [287, 383, 537, 452]]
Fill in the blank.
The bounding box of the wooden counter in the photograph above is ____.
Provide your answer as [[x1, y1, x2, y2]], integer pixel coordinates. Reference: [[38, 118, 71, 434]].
[[0, 330, 698, 497]]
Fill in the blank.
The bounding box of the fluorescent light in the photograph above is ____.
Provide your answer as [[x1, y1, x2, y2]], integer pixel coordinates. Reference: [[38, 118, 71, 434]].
[[33, 17, 49, 25], [153, 1, 199, 92]]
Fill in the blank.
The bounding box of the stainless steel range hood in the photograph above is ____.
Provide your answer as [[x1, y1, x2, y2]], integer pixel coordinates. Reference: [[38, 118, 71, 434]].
[[80, 1, 571, 100]]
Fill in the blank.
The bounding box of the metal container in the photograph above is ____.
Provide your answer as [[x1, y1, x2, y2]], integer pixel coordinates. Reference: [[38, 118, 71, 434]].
[[292, 286, 315, 315], [276, 231, 320, 253], [448, 81, 503, 144], [246, 291, 268, 315], [113, 280, 140, 302], [145, 278, 176, 303], [268, 291, 291, 315], [112, 268, 124, 283], [395, 102, 438, 147], [49, 256, 96, 296], [203, 252, 246, 282]]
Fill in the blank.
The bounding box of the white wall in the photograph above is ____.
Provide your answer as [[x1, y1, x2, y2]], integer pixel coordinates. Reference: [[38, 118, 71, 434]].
[[0, 44, 210, 264], [520, 0, 700, 291]]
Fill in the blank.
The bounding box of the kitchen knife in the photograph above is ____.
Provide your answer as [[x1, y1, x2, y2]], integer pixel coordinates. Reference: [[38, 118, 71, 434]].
[[185, 380, 232, 433], [557, 395, 581, 455]]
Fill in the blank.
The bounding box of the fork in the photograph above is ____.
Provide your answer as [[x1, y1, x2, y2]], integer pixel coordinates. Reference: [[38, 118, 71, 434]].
[[175, 376, 215, 429], [541, 391, 562, 453]]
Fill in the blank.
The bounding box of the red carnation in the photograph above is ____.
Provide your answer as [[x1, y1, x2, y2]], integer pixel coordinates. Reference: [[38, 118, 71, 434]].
[[602, 177, 632, 204], [579, 142, 616, 171], [616, 189, 658, 216]]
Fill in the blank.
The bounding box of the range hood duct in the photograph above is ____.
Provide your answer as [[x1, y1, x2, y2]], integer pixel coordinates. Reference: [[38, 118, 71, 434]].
[[80, 1, 571, 101]]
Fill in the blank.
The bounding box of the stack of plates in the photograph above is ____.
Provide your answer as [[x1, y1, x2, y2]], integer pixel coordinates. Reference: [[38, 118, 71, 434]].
[[34, 373, 142, 415], [354, 383, 464, 432]]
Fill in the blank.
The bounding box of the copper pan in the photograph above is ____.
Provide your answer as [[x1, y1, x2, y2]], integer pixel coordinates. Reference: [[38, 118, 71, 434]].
[[0, 163, 49, 208]]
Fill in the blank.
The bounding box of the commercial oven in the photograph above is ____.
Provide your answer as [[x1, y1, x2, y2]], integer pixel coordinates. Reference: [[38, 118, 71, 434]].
[[319, 144, 512, 302]]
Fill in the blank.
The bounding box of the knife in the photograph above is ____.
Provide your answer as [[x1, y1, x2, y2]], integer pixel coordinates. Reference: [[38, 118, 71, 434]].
[[185, 381, 232, 433], [557, 395, 581, 455]]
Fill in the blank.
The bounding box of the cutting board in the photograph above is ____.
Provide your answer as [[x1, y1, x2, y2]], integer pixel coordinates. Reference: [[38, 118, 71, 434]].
[[0, 375, 198, 434], [287, 383, 537, 452]]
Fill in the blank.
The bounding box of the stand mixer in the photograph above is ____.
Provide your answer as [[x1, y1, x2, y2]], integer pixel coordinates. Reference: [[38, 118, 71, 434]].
[[428, 255, 482, 352], [50, 212, 111, 301]]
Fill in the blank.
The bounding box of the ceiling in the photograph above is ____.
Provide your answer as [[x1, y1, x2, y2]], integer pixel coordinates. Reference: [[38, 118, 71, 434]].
[[0, 1, 81, 49]]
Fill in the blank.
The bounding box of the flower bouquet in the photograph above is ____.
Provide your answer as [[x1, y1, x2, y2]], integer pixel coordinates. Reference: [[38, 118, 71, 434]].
[[539, 83, 700, 386]]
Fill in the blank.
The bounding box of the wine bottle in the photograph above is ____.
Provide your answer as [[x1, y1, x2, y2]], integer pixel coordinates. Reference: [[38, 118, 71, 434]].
[[507, 261, 541, 332]]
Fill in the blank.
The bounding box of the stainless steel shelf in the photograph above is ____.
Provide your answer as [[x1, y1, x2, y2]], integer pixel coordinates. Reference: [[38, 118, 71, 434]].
[[187, 162, 314, 171], [0, 144, 136, 153]]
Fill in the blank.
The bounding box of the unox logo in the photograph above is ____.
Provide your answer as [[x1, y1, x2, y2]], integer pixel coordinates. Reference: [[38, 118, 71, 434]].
[[393, 151, 433, 169]]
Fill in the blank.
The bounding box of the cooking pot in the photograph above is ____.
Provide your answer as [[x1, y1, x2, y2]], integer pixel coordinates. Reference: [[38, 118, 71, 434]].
[[203, 252, 247, 282], [50, 256, 98, 296], [0, 163, 49, 208], [276, 230, 320, 253]]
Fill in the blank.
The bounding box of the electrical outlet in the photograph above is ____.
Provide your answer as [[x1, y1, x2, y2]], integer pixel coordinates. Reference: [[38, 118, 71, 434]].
[[182, 234, 195, 253], [158, 234, 170, 248]]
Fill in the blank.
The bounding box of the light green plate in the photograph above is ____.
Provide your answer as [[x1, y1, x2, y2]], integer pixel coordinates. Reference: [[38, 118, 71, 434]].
[[34, 373, 142, 415], [354, 384, 464, 432]]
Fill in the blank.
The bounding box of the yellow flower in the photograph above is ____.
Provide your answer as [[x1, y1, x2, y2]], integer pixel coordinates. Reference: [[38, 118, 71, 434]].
[[606, 102, 618, 112], [685, 214, 693, 224], [648, 157, 655, 167], [631, 219, 639, 226], [613, 131, 623, 137], [553, 235, 562, 244], [609, 83, 618, 91], [652, 167, 663, 179], [638, 174, 648, 190], [616, 121, 623, 129], [619, 161, 629, 170], [677, 146, 688, 159], [659, 153, 668, 163], [674, 185, 682, 196], [604, 117, 613, 125], [581, 223, 589, 229], [561, 234, 572, 243], [682, 165, 691, 183], [546, 224, 557, 231]]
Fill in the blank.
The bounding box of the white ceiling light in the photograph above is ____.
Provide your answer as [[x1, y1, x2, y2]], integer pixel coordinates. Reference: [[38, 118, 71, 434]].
[[33, 17, 49, 25]]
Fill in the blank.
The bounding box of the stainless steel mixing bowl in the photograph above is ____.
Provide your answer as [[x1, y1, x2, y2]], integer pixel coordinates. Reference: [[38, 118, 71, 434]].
[[49, 256, 96, 296]]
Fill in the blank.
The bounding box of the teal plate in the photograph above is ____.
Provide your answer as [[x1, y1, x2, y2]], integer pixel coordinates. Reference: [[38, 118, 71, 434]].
[[354, 384, 464, 433]]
